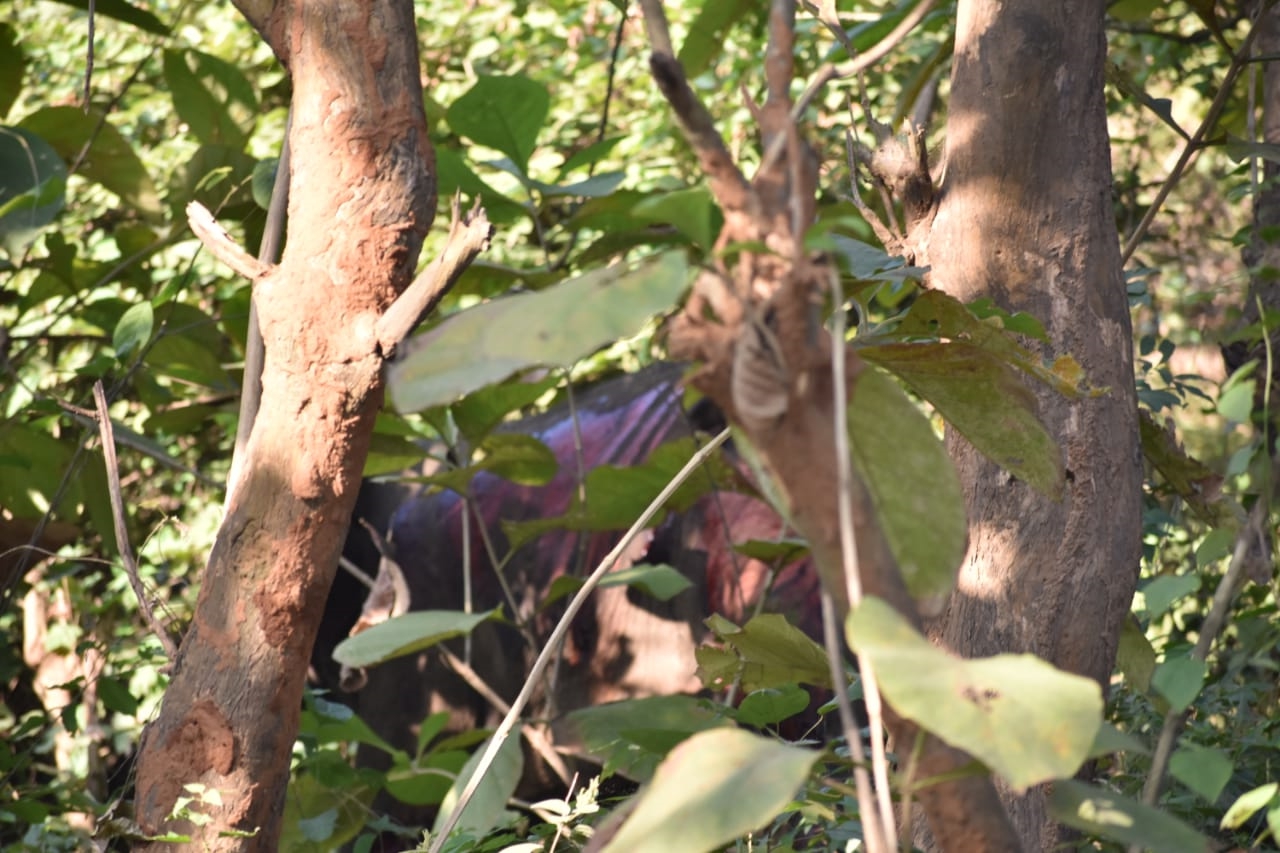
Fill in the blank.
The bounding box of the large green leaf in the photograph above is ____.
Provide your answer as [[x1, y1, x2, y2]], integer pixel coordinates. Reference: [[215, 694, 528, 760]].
[[541, 563, 694, 609], [846, 597, 1102, 792], [446, 74, 549, 173], [432, 733, 523, 839], [388, 251, 688, 412], [861, 341, 1064, 500], [848, 366, 966, 607], [1050, 780, 1213, 853], [332, 609, 497, 668], [696, 613, 832, 693], [18, 107, 161, 217], [0, 126, 66, 255], [162, 49, 256, 149], [600, 728, 817, 853], [567, 695, 730, 782]]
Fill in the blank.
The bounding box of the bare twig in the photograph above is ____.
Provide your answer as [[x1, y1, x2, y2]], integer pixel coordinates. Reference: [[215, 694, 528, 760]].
[[427, 428, 732, 852], [186, 202, 272, 281], [375, 194, 493, 354], [92, 382, 179, 661]]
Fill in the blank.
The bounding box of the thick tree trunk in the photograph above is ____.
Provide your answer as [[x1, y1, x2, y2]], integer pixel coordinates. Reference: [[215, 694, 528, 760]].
[[922, 0, 1143, 847], [132, 1, 435, 848]]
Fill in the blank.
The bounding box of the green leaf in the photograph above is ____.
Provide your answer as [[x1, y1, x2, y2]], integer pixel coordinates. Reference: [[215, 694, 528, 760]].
[[362, 431, 430, 478], [600, 728, 817, 853], [162, 49, 255, 149], [386, 749, 468, 806], [424, 433, 558, 491], [567, 695, 729, 782], [446, 74, 549, 172], [1116, 615, 1156, 694], [1050, 780, 1212, 853], [1217, 363, 1256, 423], [1169, 745, 1233, 802], [113, 301, 154, 359], [1088, 722, 1149, 759], [847, 366, 965, 607], [632, 186, 716, 248], [846, 597, 1103, 792], [280, 772, 377, 852], [433, 733, 523, 838], [0, 25, 27, 120], [97, 675, 140, 716], [541, 563, 694, 609], [735, 684, 811, 727], [677, 0, 756, 78], [434, 146, 526, 225], [449, 373, 560, 442], [1140, 574, 1200, 619], [332, 609, 498, 668], [1193, 527, 1234, 569], [19, 107, 161, 217], [861, 341, 1064, 499], [1151, 656, 1206, 713], [0, 126, 67, 255], [47, 0, 169, 34], [1220, 782, 1279, 830], [697, 613, 832, 693], [388, 251, 688, 412]]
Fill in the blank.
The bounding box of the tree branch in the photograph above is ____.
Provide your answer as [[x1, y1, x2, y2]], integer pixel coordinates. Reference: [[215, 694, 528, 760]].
[[186, 202, 272, 281], [375, 194, 492, 355]]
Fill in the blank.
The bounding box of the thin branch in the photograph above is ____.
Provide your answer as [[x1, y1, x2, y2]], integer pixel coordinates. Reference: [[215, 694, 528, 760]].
[[759, 0, 938, 182], [227, 110, 291, 503], [821, 591, 887, 853], [829, 267, 897, 852], [428, 428, 732, 853], [92, 382, 179, 661], [186, 202, 272, 281], [375, 194, 492, 354], [639, 0, 757, 217], [1120, 11, 1264, 265], [438, 647, 574, 787]]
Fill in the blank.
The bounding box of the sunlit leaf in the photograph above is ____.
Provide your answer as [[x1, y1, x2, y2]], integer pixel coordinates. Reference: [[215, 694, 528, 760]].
[[19, 107, 161, 217], [332, 609, 498, 668], [447, 74, 549, 172], [697, 613, 832, 693], [113, 301, 154, 359], [847, 597, 1102, 792], [600, 728, 817, 853], [389, 252, 688, 412]]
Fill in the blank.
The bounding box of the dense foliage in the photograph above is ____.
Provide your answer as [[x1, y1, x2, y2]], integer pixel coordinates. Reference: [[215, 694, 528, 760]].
[[1, 0, 1277, 850]]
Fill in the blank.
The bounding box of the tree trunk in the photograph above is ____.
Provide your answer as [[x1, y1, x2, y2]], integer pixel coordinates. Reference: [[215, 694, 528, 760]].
[[922, 0, 1143, 847], [132, 0, 435, 848]]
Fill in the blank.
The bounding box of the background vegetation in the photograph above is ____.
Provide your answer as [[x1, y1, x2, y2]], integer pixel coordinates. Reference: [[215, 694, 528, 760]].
[[0, 0, 1277, 850]]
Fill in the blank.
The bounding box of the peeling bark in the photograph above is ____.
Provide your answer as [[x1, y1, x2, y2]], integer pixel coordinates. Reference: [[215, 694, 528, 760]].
[[132, 0, 437, 848], [920, 0, 1143, 847]]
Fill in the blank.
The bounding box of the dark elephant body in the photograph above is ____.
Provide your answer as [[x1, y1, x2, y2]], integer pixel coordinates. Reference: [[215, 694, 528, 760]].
[[315, 363, 822, 831]]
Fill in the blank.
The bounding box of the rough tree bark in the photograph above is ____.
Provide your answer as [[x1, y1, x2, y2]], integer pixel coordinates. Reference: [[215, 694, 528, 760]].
[[919, 0, 1144, 847], [131, 0, 464, 848]]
